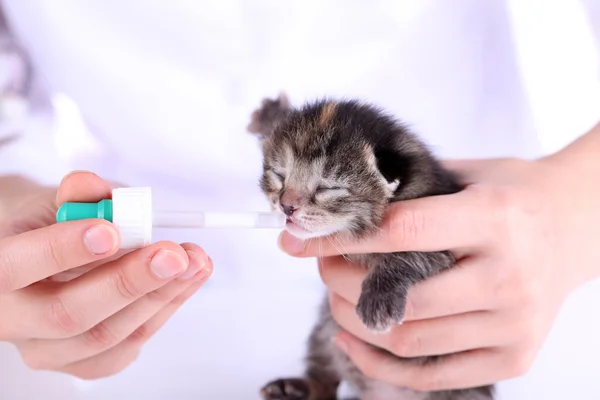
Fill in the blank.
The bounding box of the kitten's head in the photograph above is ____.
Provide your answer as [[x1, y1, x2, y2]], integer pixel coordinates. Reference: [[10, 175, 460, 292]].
[[257, 99, 419, 241]]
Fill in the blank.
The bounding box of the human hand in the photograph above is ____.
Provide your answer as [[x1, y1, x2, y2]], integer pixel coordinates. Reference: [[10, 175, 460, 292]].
[[0, 171, 213, 379], [277, 156, 600, 391]]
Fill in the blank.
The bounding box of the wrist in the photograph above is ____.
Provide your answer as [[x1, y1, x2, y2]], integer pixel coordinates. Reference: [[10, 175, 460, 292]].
[[540, 121, 600, 175], [539, 122, 600, 287]]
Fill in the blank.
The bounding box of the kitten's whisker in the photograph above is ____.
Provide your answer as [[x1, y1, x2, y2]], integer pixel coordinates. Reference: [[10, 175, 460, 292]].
[[303, 237, 311, 252], [318, 239, 323, 261], [332, 234, 351, 261], [326, 236, 351, 264]]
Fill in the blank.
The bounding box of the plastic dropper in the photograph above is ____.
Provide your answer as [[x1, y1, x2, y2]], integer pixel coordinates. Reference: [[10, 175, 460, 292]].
[[56, 187, 286, 248]]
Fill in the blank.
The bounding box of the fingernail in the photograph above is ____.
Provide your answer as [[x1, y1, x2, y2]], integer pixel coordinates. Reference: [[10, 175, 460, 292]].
[[278, 232, 304, 254], [332, 336, 348, 353], [193, 257, 213, 281], [178, 250, 207, 280], [84, 225, 118, 255], [195, 267, 212, 281], [150, 250, 187, 279]]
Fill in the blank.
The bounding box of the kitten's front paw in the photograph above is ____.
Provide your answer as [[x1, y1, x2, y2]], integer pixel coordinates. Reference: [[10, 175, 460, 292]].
[[356, 290, 406, 333], [260, 378, 311, 400]]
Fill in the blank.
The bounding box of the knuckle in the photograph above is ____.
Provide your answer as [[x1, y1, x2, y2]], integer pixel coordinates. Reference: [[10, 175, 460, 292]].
[[522, 313, 543, 338], [0, 263, 17, 293], [481, 184, 542, 236], [144, 287, 174, 304], [487, 186, 513, 212], [386, 206, 426, 248], [493, 264, 541, 308], [20, 349, 49, 371], [69, 367, 112, 381], [501, 269, 541, 307], [391, 331, 421, 358], [516, 279, 542, 306], [508, 351, 534, 377], [170, 290, 192, 308], [44, 296, 83, 337], [39, 236, 67, 275], [477, 186, 513, 229], [18, 342, 62, 371], [112, 269, 145, 301], [356, 356, 381, 380], [69, 370, 101, 380], [83, 321, 120, 349], [127, 323, 151, 345], [66, 349, 139, 380]]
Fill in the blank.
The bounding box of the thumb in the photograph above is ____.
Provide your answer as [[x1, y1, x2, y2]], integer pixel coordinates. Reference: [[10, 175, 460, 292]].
[[2, 171, 112, 237], [56, 171, 114, 206], [278, 187, 492, 257]]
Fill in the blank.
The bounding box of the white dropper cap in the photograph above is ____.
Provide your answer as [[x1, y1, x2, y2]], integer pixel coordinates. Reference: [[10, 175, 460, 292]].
[[112, 187, 153, 248]]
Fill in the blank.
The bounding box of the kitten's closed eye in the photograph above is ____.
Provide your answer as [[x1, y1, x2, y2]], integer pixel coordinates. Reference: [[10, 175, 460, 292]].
[[272, 170, 285, 179], [267, 169, 286, 181], [316, 185, 347, 192], [315, 186, 350, 200]]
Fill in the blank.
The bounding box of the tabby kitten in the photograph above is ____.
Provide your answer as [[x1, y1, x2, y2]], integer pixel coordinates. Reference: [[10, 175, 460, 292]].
[[247, 93, 494, 400]]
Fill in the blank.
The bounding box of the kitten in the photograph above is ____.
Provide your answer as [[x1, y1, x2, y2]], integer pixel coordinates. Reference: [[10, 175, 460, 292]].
[[247, 93, 494, 400]]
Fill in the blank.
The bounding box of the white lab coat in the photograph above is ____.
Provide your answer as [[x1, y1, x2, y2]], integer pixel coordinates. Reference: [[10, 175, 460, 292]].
[[0, 1, 599, 399]]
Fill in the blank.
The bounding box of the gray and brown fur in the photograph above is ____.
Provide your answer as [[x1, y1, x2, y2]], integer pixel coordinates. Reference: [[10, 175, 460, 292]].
[[247, 93, 494, 400]]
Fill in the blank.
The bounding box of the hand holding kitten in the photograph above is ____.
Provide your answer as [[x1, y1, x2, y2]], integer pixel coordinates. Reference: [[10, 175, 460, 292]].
[[278, 125, 600, 392]]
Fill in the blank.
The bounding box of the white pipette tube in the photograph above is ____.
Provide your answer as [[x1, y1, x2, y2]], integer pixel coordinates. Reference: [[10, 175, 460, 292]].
[[114, 187, 285, 248], [153, 210, 286, 229]]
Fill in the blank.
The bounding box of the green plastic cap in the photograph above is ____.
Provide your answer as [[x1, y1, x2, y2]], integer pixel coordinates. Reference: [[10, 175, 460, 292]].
[[56, 199, 113, 223]]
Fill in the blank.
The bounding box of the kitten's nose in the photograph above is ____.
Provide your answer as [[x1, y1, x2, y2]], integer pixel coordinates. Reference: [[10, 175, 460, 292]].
[[280, 189, 301, 216], [281, 204, 296, 217]]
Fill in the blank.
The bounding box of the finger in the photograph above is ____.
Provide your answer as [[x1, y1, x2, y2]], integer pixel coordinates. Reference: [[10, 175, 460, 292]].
[[329, 293, 506, 358], [278, 186, 494, 257], [19, 245, 212, 369], [56, 171, 113, 206], [57, 335, 140, 380], [45, 249, 132, 283], [0, 219, 120, 293], [25, 241, 198, 339], [318, 256, 366, 305], [319, 256, 492, 321], [58, 276, 207, 380], [0, 170, 121, 293], [401, 259, 493, 321], [125, 270, 207, 348], [333, 330, 509, 392]]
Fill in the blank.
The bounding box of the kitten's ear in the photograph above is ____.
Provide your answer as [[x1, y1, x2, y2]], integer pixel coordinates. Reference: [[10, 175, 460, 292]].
[[374, 148, 412, 193], [247, 92, 292, 139], [386, 179, 400, 193], [277, 92, 290, 109]]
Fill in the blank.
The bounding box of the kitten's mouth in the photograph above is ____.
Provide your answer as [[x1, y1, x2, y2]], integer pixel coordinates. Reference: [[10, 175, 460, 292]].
[[285, 217, 313, 238]]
